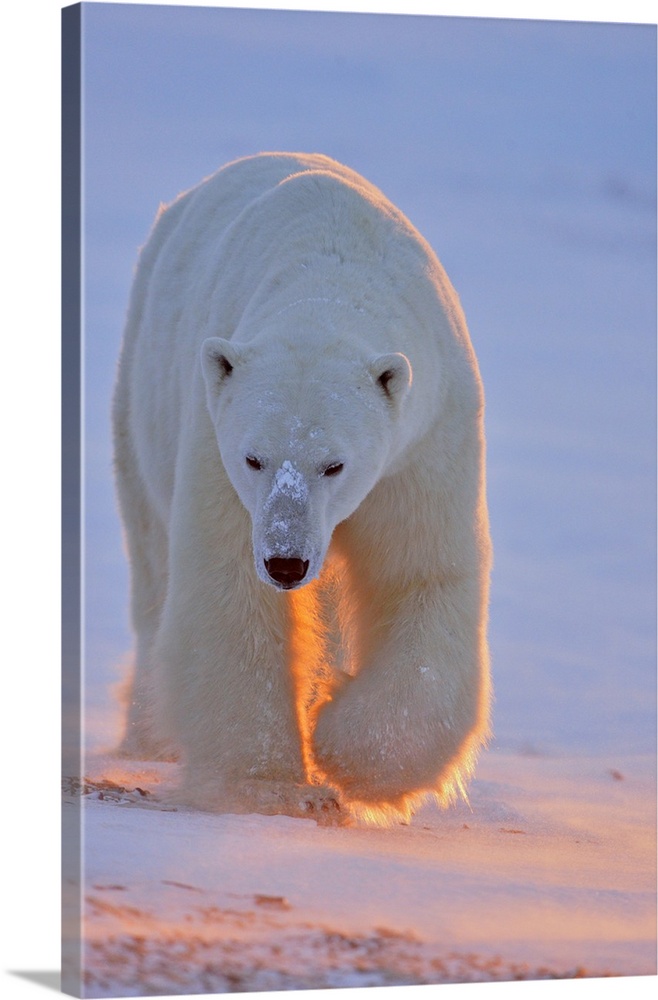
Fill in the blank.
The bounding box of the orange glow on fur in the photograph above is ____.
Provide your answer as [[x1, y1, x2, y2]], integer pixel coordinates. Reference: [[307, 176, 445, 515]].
[[287, 579, 333, 784]]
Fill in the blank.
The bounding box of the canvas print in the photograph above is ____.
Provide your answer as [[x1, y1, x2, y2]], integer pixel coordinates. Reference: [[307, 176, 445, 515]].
[[62, 2, 657, 996]]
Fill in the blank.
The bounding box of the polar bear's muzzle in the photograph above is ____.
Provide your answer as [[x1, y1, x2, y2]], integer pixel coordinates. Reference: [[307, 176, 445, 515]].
[[264, 556, 310, 589]]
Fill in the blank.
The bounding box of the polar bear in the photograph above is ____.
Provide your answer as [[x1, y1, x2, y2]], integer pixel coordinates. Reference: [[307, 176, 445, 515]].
[[113, 152, 491, 824]]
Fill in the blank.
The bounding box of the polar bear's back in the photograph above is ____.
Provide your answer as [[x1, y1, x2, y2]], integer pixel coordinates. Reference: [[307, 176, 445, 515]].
[[142, 152, 381, 281], [121, 153, 389, 373], [119, 152, 401, 425], [116, 154, 377, 522], [115, 152, 478, 524]]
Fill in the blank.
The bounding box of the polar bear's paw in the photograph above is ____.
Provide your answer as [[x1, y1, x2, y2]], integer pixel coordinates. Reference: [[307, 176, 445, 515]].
[[175, 776, 350, 826], [241, 779, 348, 826], [295, 784, 347, 824]]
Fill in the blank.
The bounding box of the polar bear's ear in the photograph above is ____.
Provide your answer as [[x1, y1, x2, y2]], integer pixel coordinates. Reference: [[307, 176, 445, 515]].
[[369, 352, 412, 407], [201, 337, 243, 402]]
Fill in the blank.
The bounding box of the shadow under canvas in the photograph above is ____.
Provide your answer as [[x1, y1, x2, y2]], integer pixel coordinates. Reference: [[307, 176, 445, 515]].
[[10, 972, 61, 993]]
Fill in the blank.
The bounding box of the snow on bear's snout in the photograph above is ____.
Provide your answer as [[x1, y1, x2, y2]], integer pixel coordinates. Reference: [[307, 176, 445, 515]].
[[258, 460, 314, 590]]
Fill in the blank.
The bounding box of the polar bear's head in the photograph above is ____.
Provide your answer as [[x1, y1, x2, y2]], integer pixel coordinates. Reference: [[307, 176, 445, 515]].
[[201, 335, 412, 590]]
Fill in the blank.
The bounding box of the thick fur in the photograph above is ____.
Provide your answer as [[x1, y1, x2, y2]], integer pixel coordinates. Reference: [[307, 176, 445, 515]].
[[113, 152, 491, 824]]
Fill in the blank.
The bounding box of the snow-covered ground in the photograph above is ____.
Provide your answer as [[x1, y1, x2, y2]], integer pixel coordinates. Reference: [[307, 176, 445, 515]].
[[67, 750, 655, 994], [59, 2, 656, 997]]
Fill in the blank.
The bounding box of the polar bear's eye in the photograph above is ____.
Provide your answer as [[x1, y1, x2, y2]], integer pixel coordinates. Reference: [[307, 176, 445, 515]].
[[322, 462, 344, 478], [245, 455, 264, 471]]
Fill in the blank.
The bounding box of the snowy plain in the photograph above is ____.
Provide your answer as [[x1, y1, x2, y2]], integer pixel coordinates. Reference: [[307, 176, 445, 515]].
[[46, 0, 658, 996]]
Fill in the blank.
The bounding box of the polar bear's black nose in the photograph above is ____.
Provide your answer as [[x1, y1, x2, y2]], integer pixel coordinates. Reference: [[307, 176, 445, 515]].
[[264, 557, 309, 588]]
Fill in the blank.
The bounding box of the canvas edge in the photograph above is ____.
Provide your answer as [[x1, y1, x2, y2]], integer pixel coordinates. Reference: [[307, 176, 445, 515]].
[[61, 3, 83, 997]]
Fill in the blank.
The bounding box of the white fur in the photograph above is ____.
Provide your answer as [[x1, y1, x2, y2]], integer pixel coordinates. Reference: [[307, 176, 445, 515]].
[[113, 152, 492, 823]]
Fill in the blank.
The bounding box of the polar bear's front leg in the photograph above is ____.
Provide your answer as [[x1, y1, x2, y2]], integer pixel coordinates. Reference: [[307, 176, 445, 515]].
[[157, 583, 348, 822], [156, 571, 306, 788], [311, 580, 490, 811]]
